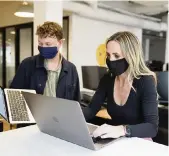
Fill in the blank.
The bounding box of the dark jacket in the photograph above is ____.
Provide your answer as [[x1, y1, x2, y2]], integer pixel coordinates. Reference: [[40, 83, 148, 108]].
[[10, 54, 80, 101]]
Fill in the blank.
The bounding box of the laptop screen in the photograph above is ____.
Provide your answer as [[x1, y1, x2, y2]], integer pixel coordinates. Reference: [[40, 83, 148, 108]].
[[0, 88, 8, 120]]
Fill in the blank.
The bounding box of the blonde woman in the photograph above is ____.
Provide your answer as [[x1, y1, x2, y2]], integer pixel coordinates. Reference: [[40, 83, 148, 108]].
[[83, 31, 158, 139]]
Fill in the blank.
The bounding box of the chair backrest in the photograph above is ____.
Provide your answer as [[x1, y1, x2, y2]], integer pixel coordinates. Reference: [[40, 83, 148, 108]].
[[156, 72, 168, 101]]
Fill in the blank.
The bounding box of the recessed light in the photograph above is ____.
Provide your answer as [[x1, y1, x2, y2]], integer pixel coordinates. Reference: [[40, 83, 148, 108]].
[[10, 31, 15, 35]]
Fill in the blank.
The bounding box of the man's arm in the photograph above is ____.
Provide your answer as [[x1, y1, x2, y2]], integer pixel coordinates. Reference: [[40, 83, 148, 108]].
[[10, 59, 29, 89], [72, 66, 81, 102]]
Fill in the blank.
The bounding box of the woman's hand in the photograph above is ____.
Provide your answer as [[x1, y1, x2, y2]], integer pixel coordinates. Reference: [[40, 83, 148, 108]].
[[92, 124, 125, 138]]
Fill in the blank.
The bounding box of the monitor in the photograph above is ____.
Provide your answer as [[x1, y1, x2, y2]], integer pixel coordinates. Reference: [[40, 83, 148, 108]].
[[82, 66, 107, 90]]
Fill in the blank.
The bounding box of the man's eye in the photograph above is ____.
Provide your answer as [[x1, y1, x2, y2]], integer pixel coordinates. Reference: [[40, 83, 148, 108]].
[[46, 43, 51, 46]]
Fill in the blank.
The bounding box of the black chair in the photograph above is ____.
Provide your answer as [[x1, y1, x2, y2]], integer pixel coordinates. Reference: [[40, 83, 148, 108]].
[[146, 60, 164, 71], [153, 71, 168, 145], [157, 71, 168, 104]]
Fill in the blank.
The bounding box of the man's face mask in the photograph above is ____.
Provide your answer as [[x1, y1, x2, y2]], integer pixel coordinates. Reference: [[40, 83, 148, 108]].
[[38, 37, 62, 59], [38, 46, 58, 59]]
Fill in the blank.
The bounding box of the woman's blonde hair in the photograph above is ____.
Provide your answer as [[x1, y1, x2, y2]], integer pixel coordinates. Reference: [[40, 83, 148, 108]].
[[106, 31, 157, 84]]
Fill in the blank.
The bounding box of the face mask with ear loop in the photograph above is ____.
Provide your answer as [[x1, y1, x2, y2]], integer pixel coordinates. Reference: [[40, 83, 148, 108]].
[[106, 58, 129, 76], [38, 38, 65, 59], [38, 46, 58, 59]]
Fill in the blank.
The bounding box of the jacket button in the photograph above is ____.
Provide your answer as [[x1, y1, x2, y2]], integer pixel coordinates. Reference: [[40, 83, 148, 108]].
[[39, 84, 42, 87]]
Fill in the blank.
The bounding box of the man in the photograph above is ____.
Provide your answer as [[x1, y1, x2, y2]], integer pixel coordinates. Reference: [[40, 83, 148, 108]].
[[10, 21, 80, 101]]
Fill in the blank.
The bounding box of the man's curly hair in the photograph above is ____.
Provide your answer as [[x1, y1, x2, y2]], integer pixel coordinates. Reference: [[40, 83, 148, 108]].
[[36, 21, 63, 40]]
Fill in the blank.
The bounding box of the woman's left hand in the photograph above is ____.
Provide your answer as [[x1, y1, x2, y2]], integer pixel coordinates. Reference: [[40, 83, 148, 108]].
[[92, 124, 125, 139]]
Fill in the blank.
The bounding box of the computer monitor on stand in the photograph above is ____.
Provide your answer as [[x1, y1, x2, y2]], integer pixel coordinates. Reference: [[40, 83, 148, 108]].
[[81, 66, 108, 105]]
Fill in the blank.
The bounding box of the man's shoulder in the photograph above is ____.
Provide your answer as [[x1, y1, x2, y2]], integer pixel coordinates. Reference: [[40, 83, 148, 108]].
[[21, 55, 39, 64], [62, 58, 77, 70]]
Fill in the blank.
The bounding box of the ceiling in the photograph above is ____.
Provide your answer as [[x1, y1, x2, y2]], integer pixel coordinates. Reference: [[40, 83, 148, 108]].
[[0, 1, 168, 20], [99, 1, 168, 17]]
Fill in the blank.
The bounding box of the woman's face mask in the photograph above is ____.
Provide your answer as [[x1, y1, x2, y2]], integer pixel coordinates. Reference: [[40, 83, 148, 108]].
[[106, 40, 129, 76], [106, 58, 129, 76]]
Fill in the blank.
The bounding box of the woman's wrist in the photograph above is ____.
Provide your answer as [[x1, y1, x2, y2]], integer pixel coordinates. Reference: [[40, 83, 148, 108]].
[[123, 125, 132, 137], [118, 125, 126, 136]]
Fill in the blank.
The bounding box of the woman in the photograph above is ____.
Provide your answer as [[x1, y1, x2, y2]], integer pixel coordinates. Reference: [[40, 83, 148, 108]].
[[83, 31, 158, 139]]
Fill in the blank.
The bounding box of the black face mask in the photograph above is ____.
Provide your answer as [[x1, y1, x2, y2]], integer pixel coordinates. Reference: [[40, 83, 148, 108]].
[[106, 58, 129, 76]]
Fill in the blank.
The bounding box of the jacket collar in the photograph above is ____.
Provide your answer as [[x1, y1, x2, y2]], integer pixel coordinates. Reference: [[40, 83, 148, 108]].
[[35, 54, 69, 72]]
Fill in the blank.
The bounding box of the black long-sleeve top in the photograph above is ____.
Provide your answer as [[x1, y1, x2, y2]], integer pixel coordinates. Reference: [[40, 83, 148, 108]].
[[82, 73, 159, 138]]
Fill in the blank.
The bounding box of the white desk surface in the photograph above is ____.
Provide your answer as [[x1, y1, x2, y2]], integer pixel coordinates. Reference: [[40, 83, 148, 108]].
[[0, 125, 168, 156]]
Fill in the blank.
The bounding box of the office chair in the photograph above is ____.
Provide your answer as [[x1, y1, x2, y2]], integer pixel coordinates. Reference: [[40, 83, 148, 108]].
[[156, 71, 168, 103], [153, 71, 168, 145], [146, 60, 164, 71]]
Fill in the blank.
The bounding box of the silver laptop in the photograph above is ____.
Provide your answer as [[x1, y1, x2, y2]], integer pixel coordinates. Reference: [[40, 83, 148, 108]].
[[22, 92, 120, 150], [0, 88, 36, 124]]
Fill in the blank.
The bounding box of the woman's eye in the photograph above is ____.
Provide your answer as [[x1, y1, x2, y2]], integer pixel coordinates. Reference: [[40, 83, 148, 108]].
[[114, 54, 119, 59], [106, 54, 110, 59]]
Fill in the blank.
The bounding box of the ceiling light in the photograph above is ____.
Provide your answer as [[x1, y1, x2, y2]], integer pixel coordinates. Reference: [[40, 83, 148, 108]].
[[10, 31, 15, 35], [14, 1, 34, 18]]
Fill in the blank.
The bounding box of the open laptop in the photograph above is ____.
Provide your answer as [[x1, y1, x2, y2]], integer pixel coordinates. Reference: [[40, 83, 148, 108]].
[[0, 88, 36, 124], [22, 92, 122, 150]]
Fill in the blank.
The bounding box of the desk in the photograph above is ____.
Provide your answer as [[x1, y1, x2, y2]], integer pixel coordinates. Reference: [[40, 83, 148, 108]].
[[0, 116, 17, 131], [0, 108, 110, 132], [0, 125, 168, 156]]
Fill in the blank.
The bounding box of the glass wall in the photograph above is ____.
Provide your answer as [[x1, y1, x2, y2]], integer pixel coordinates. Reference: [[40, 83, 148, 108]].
[[19, 28, 32, 63], [5, 27, 16, 87], [0, 22, 33, 87], [0, 32, 3, 86]]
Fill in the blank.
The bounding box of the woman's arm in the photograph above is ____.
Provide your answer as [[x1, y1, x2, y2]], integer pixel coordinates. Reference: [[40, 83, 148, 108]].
[[129, 76, 158, 138], [82, 75, 108, 121]]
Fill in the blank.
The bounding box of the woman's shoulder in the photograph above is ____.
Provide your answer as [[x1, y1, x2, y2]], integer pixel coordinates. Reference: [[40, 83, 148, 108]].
[[137, 75, 155, 84], [135, 75, 156, 91]]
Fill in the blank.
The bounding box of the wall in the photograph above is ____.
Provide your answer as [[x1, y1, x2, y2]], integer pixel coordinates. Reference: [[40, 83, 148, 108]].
[[69, 14, 142, 89], [149, 37, 166, 62], [143, 34, 166, 63], [162, 14, 168, 23]]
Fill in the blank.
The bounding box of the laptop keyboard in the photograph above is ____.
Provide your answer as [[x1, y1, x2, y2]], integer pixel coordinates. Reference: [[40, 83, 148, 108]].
[[92, 136, 115, 144], [6, 90, 29, 121]]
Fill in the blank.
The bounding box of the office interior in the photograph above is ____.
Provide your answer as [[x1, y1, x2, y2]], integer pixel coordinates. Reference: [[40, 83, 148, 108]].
[[0, 1, 168, 146]]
